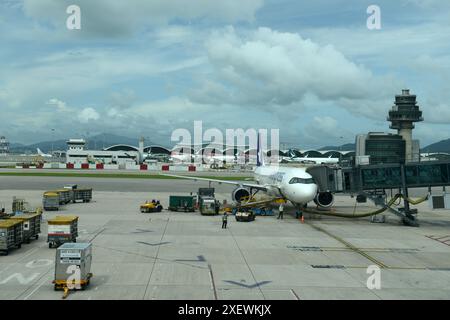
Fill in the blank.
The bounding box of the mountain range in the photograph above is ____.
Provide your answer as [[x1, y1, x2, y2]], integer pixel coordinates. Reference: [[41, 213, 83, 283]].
[[6, 134, 450, 154], [8, 134, 161, 154], [421, 138, 450, 153]]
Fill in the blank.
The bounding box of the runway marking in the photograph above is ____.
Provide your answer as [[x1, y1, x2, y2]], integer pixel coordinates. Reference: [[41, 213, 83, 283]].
[[143, 217, 170, 299], [132, 229, 154, 234], [228, 228, 267, 299], [92, 244, 207, 269], [290, 289, 301, 300], [311, 265, 345, 269], [22, 271, 52, 300], [308, 223, 389, 269], [0, 247, 41, 275], [136, 241, 171, 247], [223, 280, 272, 289], [87, 227, 106, 243], [287, 245, 322, 251], [208, 264, 218, 300], [426, 235, 450, 247], [175, 255, 206, 262], [0, 273, 40, 285]]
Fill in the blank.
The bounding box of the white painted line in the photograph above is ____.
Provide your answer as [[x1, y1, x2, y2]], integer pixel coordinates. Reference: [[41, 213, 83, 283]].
[[0, 247, 40, 275], [23, 273, 52, 300]]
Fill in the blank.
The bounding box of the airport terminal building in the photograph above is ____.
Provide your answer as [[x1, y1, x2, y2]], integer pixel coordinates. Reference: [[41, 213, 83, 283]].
[[65, 139, 171, 165]]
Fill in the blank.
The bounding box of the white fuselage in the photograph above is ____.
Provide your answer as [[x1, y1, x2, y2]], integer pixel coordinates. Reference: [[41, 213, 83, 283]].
[[170, 154, 193, 163], [288, 157, 339, 164], [253, 165, 318, 206], [36, 148, 52, 158], [205, 155, 237, 164]]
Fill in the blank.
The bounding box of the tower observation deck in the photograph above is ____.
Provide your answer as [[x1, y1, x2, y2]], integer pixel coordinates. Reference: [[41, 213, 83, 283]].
[[387, 89, 423, 162]]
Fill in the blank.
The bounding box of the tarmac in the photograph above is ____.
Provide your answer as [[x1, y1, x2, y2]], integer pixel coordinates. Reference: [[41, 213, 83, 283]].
[[1, 176, 450, 300]]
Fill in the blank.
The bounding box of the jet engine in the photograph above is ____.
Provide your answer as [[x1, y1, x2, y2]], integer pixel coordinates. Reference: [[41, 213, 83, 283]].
[[313, 191, 334, 208], [232, 187, 251, 203]]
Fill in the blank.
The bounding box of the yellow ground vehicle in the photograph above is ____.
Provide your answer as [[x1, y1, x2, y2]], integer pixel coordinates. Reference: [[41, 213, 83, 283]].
[[140, 200, 163, 213]]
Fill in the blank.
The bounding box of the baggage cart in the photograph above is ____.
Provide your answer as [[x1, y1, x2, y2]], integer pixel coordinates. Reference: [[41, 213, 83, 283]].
[[53, 243, 93, 298], [55, 189, 71, 204], [73, 188, 92, 203], [63, 185, 77, 203], [168, 195, 196, 212], [8, 210, 42, 244], [43, 192, 60, 211], [47, 216, 78, 248], [0, 219, 23, 255]]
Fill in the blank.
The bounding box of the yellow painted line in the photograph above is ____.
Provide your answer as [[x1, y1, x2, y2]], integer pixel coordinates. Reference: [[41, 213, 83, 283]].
[[309, 223, 389, 269]]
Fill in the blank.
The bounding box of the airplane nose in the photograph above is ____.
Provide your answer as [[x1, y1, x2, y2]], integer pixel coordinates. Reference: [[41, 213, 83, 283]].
[[282, 184, 318, 204], [303, 184, 318, 202]]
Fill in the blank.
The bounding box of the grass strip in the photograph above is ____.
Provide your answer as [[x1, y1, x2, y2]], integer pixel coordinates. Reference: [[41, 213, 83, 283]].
[[0, 171, 252, 181]]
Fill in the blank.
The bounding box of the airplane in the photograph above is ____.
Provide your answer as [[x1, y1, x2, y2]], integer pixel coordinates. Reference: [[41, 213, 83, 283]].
[[204, 154, 238, 165], [171, 153, 239, 165], [163, 136, 335, 210], [169, 153, 194, 163], [36, 148, 52, 158], [144, 153, 170, 163], [284, 151, 339, 165]]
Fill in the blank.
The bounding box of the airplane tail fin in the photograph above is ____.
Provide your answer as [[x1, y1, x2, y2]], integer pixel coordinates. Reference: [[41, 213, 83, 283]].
[[37, 148, 43, 155], [256, 133, 264, 167]]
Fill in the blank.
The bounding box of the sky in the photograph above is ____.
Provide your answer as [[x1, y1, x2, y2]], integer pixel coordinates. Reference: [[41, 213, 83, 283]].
[[1, 0, 450, 148]]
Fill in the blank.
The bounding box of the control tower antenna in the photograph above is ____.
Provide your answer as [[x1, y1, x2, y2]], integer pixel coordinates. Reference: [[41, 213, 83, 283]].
[[387, 89, 423, 162]]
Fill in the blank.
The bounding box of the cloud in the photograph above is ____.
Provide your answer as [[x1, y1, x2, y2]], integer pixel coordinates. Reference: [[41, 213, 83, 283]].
[[46, 98, 69, 112], [0, 46, 204, 112], [21, 0, 264, 37], [78, 107, 100, 123], [190, 27, 396, 115], [108, 89, 137, 110], [2, 0, 450, 147], [300, 116, 355, 147]]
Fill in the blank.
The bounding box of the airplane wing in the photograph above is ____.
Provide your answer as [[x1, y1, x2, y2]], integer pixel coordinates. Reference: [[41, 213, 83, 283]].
[[161, 173, 268, 191]]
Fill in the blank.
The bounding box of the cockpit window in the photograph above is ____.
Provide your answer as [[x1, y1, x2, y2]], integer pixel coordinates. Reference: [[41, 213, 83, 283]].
[[289, 177, 315, 184]]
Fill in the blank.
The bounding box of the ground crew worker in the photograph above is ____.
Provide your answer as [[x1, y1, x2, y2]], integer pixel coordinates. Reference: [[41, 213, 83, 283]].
[[222, 212, 228, 229], [215, 200, 220, 215], [277, 203, 284, 220]]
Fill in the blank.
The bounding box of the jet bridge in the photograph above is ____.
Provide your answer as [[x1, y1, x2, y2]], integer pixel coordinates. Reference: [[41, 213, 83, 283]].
[[307, 161, 450, 226]]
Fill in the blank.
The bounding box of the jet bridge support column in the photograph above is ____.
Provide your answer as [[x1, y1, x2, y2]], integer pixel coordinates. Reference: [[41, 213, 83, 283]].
[[398, 164, 418, 226]]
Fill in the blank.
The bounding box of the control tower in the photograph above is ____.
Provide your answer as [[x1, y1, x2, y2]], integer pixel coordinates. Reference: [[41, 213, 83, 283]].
[[387, 89, 423, 162]]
